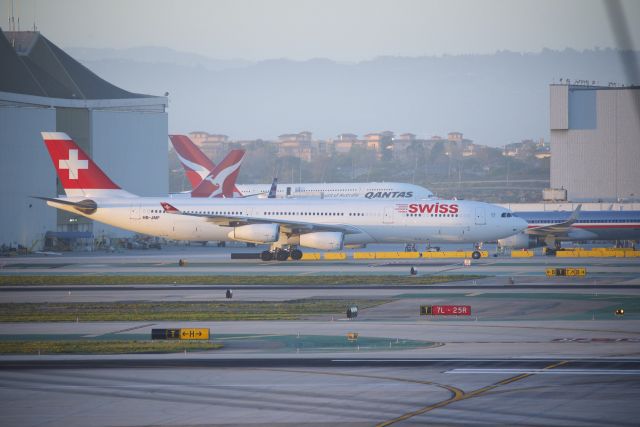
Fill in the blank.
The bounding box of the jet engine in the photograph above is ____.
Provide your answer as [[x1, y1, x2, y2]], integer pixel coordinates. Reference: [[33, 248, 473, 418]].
[[498, 232, 544, 249], [228, 224, 279, 243], [299, 232, 344, 250]]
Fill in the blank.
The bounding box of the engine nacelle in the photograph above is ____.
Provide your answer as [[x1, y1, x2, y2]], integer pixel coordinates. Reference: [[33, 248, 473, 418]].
[[228, 224, 279, 243], [498, 232, 544, 249], [299, 232, 344, 250]]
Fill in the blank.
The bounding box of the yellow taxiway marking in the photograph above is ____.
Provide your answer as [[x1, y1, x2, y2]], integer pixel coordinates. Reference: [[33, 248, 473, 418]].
[[376, 360, 569, 427], [261, 368, 464, 409]]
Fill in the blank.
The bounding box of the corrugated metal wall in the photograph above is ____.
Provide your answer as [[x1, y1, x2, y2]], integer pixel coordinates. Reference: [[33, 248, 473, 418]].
[[551, 86, 640, 202], [550, 85, 568, 130], [0, 106, 57, 248], [91, 109, 168, 238]]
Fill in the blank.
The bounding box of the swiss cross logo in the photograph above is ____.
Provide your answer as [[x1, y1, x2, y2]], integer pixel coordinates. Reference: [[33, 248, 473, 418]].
[[59, 149, 88, 180]]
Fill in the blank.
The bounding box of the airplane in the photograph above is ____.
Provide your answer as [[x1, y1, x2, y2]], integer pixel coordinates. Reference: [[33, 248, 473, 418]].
[[170, 135, 244, 197], [170, 134, 434, 199], [267, 177, 278, 199], [498, 207, 640, 249], [189, 149, 245, 198], [38, 132, 527, 261]]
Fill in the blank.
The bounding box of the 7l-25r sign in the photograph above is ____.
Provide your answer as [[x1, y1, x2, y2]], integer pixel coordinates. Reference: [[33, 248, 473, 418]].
[[420, 305, 471, 316]]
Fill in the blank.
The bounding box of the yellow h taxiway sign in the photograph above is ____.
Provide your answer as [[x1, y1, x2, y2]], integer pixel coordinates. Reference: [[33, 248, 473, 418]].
[[179, 328, 210, 340]]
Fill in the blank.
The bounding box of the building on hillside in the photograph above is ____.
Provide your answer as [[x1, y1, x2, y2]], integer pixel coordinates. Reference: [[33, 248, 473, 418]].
[[447, 131, 464, 142], [187, 132, 230, 160], [188, 131, 210, 147], [331, 133, 360, 154], [504, 138, 550, 159], [0, 29, 168, 250], [277, 131, 314, 161], [391, 133, 417, 160], [364, 131, 394, 159], [550, 84, 640, 202]]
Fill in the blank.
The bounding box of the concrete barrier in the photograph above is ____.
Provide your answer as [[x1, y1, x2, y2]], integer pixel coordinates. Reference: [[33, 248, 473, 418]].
[[556, 248, 639, 258], [324, 252, 347, 260], [511, 250, 534, 258]]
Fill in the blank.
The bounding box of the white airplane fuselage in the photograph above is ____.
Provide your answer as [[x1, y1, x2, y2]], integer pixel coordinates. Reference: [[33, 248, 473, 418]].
[[49, 197, 526, 246], [236, 182, 432, 199]]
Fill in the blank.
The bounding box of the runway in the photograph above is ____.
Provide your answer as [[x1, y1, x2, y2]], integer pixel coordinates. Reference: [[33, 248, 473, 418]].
[[1, 357, 639, 426], [1, 247, 640, 425]]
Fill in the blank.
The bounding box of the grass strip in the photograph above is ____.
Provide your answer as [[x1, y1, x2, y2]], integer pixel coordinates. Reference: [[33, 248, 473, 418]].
[[0, 299, 388, 322], [0, 275, 484, 286], [0, 340, 222, 355]]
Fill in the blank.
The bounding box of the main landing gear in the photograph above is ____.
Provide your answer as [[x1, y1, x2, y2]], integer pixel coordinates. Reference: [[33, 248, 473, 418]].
[[471, 242, 483, 259], [260, 247, 304, 261]]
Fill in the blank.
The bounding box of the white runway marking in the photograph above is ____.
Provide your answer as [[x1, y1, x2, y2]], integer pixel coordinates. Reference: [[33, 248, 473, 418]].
[[445, 368, 640, 375]]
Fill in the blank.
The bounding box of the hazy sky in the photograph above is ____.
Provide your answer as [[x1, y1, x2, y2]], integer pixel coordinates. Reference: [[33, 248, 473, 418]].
[[2, 0, 639, 61]]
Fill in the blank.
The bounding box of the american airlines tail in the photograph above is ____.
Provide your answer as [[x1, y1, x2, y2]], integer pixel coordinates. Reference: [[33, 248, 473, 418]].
[[191, 149, 246, 198], [169, 135, 216, 188], [42, 132, 135, 198]]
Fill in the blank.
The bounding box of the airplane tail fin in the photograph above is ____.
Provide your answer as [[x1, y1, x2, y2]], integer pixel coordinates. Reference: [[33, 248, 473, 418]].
[[268, 177, 278, 198], [191, 149, 245, 198], [42, 132, 135, 198], [169, 135, 217, 189]]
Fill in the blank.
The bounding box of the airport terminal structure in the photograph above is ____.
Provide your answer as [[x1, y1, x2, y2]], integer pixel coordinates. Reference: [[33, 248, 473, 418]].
[[550, 83, 640, 203], [0, 29, 168, 249]]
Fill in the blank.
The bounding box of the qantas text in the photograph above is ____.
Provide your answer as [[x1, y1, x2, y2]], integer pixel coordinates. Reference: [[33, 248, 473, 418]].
[[365, 191, 413, 199], [408, 203, 459, 214]]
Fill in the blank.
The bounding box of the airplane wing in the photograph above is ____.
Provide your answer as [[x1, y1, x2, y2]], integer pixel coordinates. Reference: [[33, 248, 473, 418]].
[[525, 204, 582, 237], [160, 202, 363, 235]]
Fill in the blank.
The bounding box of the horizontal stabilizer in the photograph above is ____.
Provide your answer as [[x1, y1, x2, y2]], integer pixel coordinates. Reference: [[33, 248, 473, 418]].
[[32, 196, 97, 214]]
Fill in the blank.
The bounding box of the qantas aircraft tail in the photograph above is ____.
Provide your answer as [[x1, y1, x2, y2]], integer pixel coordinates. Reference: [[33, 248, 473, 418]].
[[42, 132, 135, 198], [191, 149, 246, 198], [169, 135, 217, 188]]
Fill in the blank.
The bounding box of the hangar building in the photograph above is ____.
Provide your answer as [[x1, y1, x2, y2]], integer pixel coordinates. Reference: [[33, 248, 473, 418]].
[[550, 84, 640, 202], [0, 29, 168, 250]]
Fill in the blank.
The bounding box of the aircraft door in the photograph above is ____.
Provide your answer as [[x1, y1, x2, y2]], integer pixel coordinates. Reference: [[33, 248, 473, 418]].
[[383, 206, 394, 224], [129, 204, 141, 220], [286, 186, 292, 197], [474, 207, 486, 225]]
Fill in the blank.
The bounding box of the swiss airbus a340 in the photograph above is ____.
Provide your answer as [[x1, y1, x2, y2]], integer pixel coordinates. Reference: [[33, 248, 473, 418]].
[[38, 132, 526, 260]]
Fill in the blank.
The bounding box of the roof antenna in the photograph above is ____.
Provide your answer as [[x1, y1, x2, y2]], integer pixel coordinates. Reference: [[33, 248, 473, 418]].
[[10, 0, 15, 32], [33, 0, 37, 31]]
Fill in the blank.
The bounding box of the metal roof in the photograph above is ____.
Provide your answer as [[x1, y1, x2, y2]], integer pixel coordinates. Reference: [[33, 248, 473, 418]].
[[0, 29, 154, 100]]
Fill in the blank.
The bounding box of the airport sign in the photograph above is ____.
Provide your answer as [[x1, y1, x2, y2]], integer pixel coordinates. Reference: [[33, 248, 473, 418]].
[[546, 267, 587, 277], [420, 305, 471, 316], [180, 328, 210, 340], [151, 328, 210, 340]]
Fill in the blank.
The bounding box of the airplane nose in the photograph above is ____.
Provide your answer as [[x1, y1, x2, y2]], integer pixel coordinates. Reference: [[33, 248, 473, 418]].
[[513, 216, 528, 232]]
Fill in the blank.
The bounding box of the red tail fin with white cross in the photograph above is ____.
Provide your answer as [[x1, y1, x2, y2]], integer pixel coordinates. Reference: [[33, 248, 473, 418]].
[[42, 132, 135, 198]]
